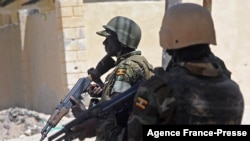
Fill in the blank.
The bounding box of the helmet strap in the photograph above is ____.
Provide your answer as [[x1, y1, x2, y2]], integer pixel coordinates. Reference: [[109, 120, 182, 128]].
[[116, 44, 135, 58]]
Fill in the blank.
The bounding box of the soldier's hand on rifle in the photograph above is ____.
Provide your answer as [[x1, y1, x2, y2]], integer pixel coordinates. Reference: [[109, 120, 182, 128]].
[[71, 118, 98, 140], [70, 96, 86, 118], [87, 83, 103, 97]]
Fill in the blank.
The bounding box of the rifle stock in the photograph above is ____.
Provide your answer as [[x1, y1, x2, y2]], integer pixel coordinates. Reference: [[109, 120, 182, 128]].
[[39, 77, 91, 141], [48, 81, 143, 141]]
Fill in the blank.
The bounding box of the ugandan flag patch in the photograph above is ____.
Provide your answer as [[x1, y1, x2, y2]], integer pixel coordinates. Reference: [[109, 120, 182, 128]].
[[135, 96, 148, 110], [116, 68, 126, 75]]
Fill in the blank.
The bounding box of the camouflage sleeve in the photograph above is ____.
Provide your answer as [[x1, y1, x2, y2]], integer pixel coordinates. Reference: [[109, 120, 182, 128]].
[[96, 115, 127, 141], [112, 60, 144, 93], [97, 82, 157, 141], [127, 76, 175, 140], [97, 76, 175, 141]]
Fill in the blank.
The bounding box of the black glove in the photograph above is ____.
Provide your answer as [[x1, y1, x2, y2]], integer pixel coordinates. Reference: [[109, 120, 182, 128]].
[[88, 55, 116, 87], [87, 83, 103, 97], [70, 96, 86, 118], [71, 118, 98, 140], [87, 67, 104, 87]]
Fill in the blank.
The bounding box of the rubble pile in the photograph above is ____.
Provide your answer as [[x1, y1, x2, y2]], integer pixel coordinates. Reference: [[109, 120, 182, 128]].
[[0, 107, 48, 140]]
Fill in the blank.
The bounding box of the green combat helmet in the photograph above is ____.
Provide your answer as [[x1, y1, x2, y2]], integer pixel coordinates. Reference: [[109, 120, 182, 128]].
[[97, 16, 141, 49]]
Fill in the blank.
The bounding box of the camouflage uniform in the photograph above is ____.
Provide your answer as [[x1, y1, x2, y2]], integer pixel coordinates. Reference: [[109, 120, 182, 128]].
[[97, 54, 244, 141], [101, 50, 153, 101], [96, 3, 245, 140], [95, 50, 154, 141], [69, 16, 154, 141]]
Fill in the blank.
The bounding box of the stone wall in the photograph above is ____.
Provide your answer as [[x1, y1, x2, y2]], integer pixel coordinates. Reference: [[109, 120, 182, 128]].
[[0, 0, 249, 114]]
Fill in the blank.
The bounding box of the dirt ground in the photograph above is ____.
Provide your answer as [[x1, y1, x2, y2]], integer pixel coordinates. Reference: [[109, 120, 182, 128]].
[[1, 106, 249, 141], [0, 107, 71, 141]]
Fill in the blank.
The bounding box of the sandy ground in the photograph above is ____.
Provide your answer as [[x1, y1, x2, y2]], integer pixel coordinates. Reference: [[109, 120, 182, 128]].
[[6, 105, 250, 141]]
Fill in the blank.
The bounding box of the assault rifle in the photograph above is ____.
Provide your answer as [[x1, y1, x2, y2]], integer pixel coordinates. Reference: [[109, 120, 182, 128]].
[[39, 77, 91, 141], [48, 81, 143, 141], [39, 55, 115, 141]]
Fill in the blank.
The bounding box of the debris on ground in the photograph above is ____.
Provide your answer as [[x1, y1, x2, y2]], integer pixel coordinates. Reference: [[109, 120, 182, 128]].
[[0, 107, 71, 141]]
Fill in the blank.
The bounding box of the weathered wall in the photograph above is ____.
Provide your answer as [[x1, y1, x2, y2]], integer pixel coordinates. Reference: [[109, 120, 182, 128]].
[[0, 0, 249, 115], [21, 12, 67, 113], [83, 1, 165, 79], [0, 0, 54, 26], [0, 11, 67, 114], [84, 0, 250, 106], [183, 0, 250, 105], [0, 0, 165, 114], [212, 0, 250, 106], [0, 24, 23, 109]]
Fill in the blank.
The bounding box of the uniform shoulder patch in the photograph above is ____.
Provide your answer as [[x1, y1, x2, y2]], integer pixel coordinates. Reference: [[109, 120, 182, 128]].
[[135, 96, 148, 110], [116, 68, 126, 75]]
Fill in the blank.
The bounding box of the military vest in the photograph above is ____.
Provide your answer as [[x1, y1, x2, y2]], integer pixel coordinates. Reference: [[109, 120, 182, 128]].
[[101, 54, 154, 101], [152, 65, 244, 124]]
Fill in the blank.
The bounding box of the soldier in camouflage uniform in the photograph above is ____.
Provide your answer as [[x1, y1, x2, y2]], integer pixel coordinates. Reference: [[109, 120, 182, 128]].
[[70, 16, 154, 140], [89, 3, 244, 141]]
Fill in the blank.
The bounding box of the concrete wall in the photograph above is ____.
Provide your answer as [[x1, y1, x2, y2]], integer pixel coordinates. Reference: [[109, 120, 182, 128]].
[[183, 0, 250, 105], [0, 24, 23, 109], [0, 11, 67, 114], [212, 0, 250, 106], [84, 0, 250, 106], [0, 0, 249, 114], [0, 0, 165, 114], [21, 11, 67, 113], [83, 1, 165, 79], [83, 0, 250, 116]]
